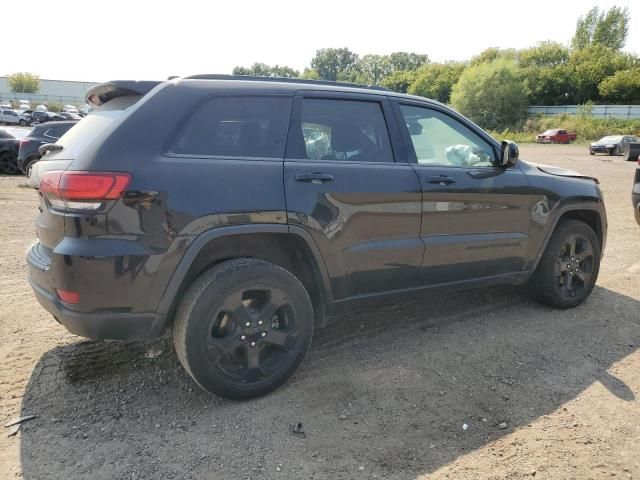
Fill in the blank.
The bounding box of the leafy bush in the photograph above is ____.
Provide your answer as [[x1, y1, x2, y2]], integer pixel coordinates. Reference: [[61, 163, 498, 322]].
[[450, 60, 528, 131]]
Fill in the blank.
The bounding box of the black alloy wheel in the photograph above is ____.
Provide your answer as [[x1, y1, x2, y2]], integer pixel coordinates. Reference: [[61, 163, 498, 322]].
[[205, 286, 299, 384], [555, 234, 594, 300], [174, 258, 314, 400]]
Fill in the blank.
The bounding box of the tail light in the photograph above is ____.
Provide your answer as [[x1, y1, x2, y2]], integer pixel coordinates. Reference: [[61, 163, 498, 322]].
[[40, 171, 131, 211]]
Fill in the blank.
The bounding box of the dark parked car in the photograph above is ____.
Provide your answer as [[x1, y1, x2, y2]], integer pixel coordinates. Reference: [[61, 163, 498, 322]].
[[0, 129, 21, 174], [589, 135, 638, 156], [29, 110, 65, 125], [27, 76, 607, 400], [17, 121, 77, 175], [57, 112, 82, 120]]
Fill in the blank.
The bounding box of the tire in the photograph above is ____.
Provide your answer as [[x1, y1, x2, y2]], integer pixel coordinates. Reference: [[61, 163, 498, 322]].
[[19, 120, 27, 126], [528, 220, 600, 309], [0, 152, 18, 175], [589, 149, 594, 156], [173, 258, 314, 400]]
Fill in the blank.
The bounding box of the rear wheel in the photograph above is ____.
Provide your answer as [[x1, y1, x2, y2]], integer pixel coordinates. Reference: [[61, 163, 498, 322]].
[[528, 220, 600, 309], [19, 119, 27, 126], [0, 152, 18, 175], [173, 258, 314, 400]]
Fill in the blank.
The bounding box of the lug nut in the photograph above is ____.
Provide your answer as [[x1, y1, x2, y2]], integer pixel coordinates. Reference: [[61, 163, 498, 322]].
[[261, 332, 266, 337], [258, 320, 263, 325], [250, 341, 256, 347], [240, 335, 246, 340], [245, 322, 251, 327]]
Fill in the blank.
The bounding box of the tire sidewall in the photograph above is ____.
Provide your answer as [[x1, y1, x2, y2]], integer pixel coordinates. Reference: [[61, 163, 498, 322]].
[[533, 220, 601, 309], [177, 260, 313, 400]]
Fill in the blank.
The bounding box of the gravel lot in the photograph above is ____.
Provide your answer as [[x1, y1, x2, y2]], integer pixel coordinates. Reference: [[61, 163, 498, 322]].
[[1, 144, 639, 480]]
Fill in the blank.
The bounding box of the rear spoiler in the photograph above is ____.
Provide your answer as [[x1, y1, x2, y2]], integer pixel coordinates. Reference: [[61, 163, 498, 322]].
[[85, 80, 162, 107]]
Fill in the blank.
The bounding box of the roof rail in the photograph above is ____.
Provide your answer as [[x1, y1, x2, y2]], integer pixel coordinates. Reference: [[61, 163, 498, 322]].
[[182, 74, 391, 92]]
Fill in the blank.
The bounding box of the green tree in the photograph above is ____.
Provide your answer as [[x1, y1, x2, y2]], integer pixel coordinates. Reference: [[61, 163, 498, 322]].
[[522, 65, 576, 105], [310, 48, 360, 81], [359, 54, 392, 85], [598, 69, 640, 103], [470, 47, 518, 66], [571, 6, 629, 51], [301, 68, 321, 80], [408, 62, 465, 103], [232, 63, 299, 78], [519, 41, 570, 68], [388, 52, 429, 72], [7, 72, 39, 93], [450, 60, 528, 130], [569, 44, 634, 103], [381, 70, 418, 93]]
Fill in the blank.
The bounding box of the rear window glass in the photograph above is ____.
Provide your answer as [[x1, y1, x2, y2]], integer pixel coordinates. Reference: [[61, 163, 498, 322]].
[[56, 95, 140, 156], [171, 96, 291, 158]]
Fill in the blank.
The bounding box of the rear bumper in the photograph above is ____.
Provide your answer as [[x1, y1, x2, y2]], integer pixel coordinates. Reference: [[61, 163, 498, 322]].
[[29, 278, 165, 340], [27, 240, 170, 340]]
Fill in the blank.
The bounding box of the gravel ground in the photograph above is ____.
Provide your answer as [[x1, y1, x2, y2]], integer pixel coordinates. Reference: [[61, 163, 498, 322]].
[[0, 144, 639, 480]]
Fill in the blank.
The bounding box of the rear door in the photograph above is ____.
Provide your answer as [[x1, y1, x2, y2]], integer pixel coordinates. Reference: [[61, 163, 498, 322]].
[[284, 93, 423, 300], [393, 101, 532, 285]]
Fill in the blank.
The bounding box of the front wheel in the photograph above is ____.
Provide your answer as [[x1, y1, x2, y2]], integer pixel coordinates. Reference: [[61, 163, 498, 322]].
[[528, 220, 600, 309], [173, 258, 314, 400]]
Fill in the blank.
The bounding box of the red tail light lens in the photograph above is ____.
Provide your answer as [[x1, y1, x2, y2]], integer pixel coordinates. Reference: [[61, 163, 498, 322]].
[[40, 171, 131, 211], [59, 172, 132, 200], [56, 288, 80, 304]]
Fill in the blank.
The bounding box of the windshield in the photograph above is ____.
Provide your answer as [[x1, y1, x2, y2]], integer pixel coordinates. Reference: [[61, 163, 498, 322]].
[[598, 136, 622, 143], [542, 130, 557, 135]]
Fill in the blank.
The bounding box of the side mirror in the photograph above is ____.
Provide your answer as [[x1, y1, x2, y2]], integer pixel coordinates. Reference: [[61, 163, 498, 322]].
[[500, 140, 519, 166]]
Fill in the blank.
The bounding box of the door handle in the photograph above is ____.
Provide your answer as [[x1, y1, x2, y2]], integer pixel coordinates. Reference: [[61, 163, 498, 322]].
[[295, 172, 334, 184], [426, 175, 456, 185]]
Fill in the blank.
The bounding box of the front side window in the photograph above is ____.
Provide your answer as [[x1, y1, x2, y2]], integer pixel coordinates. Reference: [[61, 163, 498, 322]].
[[171, 96, 291, 158], [399, 105, 495, 167], [290, 98, 393, 163]]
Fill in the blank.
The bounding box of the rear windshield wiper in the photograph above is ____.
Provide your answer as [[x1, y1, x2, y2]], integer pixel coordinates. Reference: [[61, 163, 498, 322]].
[[39, 143, 63, 156]]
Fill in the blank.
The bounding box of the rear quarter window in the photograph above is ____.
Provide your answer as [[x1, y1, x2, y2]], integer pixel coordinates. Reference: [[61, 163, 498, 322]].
[[170, 96, 292, 158]]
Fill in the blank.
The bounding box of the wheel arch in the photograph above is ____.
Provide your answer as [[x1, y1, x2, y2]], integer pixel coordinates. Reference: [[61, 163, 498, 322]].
[[156, 224, 331, 331], [529, 203, 605, 274]]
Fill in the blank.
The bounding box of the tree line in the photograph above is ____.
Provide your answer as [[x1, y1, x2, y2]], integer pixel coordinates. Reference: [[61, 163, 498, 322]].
[[233, 6, 639, 130]]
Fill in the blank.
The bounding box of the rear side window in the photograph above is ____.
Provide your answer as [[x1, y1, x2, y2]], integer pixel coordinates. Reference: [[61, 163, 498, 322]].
[[171, 96, 291, 158], [288, 98, 393, 162]]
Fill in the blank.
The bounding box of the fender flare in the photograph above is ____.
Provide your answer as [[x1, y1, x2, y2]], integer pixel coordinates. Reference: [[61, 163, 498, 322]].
[[528, 201, 605, 274], [155, 223, 332, 317]]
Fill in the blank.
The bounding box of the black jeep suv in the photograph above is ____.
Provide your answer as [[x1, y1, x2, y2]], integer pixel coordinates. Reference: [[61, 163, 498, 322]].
[[27, 76, 607, 399]]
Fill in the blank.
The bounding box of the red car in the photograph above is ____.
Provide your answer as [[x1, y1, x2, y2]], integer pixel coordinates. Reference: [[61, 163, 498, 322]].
[[536, 129, 577, 144]]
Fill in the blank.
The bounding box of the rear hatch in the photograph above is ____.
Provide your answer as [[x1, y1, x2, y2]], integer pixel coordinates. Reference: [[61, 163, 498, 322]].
[[34, 81, 161, 252]]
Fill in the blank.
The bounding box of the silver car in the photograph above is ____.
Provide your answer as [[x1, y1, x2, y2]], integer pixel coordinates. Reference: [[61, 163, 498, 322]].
[[0, 109, 20, 125]]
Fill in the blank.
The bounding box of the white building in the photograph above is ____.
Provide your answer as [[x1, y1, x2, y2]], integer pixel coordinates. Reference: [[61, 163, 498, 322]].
[[0, 77, 99, 106]]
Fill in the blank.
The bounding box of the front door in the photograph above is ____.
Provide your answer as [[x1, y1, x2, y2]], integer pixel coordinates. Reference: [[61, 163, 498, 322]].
[[393, 101, 533, 285], [284, 94, 423, 300]]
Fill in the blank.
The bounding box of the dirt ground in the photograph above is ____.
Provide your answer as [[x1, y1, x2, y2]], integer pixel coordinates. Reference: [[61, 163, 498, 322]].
[[0, 144, 639, 480]]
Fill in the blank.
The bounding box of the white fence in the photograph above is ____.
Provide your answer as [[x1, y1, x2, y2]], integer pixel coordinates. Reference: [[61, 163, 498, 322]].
[[528, 105, 640, 119]]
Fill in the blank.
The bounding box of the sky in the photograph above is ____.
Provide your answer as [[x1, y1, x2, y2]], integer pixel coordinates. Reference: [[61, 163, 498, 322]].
[[3, 0, 639, 82]]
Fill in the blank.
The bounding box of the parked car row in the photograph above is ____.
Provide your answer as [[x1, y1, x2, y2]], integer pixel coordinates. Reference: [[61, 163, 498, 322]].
[[0, 121, 78, 174], [536, 129, 639, 160]]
